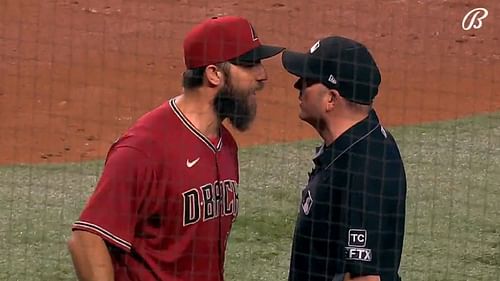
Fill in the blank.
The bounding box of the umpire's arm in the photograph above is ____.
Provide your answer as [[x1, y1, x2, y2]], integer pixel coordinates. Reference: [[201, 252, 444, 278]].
[[343, 272, 380, 281], [343, 162, 407, 280]]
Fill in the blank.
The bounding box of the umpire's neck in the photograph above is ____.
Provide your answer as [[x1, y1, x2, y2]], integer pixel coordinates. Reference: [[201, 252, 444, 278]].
[[320, 98, 371, 147]]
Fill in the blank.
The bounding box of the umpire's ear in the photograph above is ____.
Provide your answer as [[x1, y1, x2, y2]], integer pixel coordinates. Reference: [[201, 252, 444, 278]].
[[325, 89, 341, 112], [205, 64, 223, 87]]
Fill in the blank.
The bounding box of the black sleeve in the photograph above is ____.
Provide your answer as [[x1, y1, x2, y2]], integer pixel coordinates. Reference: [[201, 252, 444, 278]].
[[343, 157, 407, 278]]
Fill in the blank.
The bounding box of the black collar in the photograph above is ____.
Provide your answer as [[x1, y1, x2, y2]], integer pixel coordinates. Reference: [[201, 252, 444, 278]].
[[313, 110, 381, 169]]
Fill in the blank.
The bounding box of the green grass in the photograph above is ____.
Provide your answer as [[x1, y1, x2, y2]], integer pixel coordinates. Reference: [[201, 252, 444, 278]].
[[0, 112, 499, 281]]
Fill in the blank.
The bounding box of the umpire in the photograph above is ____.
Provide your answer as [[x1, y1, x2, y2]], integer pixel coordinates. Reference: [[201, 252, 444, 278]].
[[281, 36, 407, 281]]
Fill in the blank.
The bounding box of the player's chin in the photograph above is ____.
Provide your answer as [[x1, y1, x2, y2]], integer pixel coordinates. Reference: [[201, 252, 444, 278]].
[[229, 113, 256, 132], [230, 120, 251, 132]]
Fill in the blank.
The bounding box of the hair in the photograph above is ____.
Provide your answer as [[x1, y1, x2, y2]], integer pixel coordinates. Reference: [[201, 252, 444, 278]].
[[182, 67, 205, 90], [182, 62, 231, 90], [343, 98, 372, 114]]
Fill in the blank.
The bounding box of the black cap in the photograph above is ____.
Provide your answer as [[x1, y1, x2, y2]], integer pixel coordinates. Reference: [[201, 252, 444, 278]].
[[281, 36, 381, 105]]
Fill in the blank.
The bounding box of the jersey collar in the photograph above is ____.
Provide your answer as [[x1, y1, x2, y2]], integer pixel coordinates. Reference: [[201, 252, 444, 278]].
[[170, 99, 223, 152], [313, 110, 381, 169]]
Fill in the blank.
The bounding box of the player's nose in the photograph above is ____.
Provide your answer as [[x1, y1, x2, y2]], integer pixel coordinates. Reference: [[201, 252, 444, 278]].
[[254, 64, 267, 82]]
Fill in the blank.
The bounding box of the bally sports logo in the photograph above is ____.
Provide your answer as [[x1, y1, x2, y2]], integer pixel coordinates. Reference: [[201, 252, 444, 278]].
[[462, 8, 489, 31]]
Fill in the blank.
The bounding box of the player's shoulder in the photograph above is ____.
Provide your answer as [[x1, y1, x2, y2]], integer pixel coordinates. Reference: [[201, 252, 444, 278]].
[[111, 102, 175, 157], [220, 125, 238, 151], [134, 101, 177, 130]]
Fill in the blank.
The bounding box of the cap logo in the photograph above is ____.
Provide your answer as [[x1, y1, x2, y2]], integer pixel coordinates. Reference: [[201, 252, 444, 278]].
[[249, 24, 259, 41], [328, 74, 337, 85], [310, 40, 320, 53]]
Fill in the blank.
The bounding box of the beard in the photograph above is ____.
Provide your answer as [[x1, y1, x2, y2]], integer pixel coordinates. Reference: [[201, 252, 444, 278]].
[[213, 79, 258, 132]]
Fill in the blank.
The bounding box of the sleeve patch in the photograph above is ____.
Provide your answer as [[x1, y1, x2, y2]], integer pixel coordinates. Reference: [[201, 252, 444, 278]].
[[348, 229, 367, 247], [345, 247, 372, 262]]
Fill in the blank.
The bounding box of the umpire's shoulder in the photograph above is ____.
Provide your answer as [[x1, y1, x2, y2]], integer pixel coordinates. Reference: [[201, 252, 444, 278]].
[[378, 125, 404, 161]]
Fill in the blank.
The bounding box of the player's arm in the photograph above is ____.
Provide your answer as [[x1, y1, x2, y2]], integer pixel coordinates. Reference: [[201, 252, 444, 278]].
[[68, 145, 155, 280], [67, 230, 114, 281]]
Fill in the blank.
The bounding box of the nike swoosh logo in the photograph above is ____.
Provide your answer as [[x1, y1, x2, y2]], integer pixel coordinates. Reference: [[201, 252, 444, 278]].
[[186, 157, 200, 168]]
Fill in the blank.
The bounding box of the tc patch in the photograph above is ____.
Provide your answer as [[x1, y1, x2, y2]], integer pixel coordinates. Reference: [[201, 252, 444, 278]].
[[348, 229, 367, 247], [345, 247, 372, 262]]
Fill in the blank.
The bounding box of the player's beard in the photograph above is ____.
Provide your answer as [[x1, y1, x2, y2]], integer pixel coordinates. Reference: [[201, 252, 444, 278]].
[[213, 77, 258, 132]]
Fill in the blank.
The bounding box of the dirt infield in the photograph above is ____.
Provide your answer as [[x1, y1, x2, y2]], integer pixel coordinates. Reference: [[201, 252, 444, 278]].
[[0, 0, 499, 164]]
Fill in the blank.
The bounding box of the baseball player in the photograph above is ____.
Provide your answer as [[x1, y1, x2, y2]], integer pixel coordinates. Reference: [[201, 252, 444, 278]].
[[281, 36, 407, 281], [67, 16, 284, 281]]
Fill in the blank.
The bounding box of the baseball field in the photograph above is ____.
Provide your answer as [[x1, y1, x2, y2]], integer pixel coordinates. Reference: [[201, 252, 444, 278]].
[[0, 0, 499, 280]]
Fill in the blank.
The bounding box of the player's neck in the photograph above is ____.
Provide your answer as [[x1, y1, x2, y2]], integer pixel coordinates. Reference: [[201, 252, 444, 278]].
[[175, 93, 220, 138]]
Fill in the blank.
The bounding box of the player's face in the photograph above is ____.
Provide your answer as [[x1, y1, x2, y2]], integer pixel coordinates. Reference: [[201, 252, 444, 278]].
[[213, 62, 267, 131], [294, 78, 330, 128]]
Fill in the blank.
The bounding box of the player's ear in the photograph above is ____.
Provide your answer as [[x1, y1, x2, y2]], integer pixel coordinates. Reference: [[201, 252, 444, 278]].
[[205, 64, 222, 87]]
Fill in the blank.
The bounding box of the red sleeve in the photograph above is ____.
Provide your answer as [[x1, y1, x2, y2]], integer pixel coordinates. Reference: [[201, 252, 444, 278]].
[[72, 146, 155, 252]]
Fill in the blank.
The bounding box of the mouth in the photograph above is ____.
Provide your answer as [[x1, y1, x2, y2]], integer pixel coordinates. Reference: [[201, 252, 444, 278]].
[[255, 82, 265, 92]]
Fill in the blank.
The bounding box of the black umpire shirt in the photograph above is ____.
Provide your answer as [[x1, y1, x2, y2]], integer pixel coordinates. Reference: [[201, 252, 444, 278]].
[[288, 110, 407, 281]]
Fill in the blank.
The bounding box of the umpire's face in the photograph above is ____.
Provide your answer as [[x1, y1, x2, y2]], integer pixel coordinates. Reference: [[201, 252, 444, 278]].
[[294, 78, 331, 129], [213, 62, 267, 131]]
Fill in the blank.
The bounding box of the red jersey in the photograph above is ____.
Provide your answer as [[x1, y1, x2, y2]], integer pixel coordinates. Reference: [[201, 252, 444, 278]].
[[72, 99, 239, 281]]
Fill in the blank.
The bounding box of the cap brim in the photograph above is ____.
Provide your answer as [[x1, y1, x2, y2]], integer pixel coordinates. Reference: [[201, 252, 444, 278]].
[[281, 50, 322, 80], [233, 45, 285, 64]]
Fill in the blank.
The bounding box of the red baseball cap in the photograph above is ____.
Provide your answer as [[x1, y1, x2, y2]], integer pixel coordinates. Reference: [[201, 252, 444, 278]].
[[183, 16, 284, 69]]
